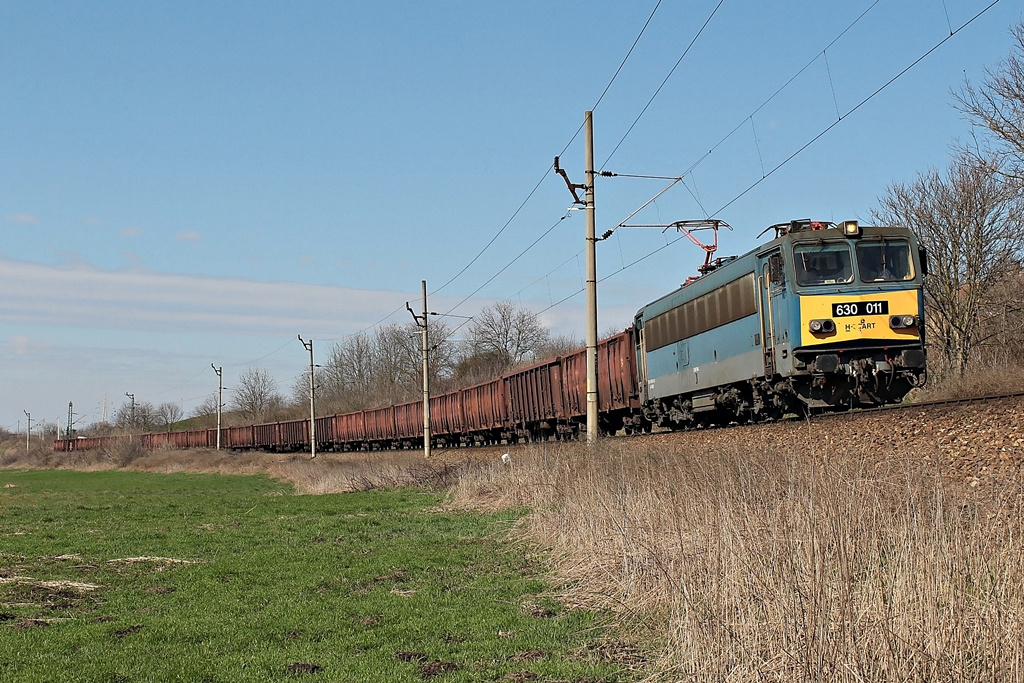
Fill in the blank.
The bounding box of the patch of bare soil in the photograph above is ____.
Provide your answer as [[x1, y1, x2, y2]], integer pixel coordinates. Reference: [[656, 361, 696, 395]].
[[285, 662, 322, 675], [13, 618, 51, 629], [419, 659, 458, 678], [112, 624, 144, 639], [394, 651, 428, 663]]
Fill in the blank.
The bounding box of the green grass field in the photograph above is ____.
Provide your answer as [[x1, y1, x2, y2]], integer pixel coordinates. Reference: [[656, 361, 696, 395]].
[[0, 469, 623, 682]]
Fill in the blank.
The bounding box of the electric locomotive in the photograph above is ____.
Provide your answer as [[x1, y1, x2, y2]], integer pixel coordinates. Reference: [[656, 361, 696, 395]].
[[634, 219, 927, 429]]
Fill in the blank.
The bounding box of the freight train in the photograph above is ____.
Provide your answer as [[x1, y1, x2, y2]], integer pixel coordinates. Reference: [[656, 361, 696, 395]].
[[55, 219, 927, 453]]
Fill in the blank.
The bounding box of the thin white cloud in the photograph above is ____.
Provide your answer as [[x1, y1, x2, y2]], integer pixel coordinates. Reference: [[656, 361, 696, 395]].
[[4, 213, 38, 225], [0, 256, 441, 338], [176, 230, 202, 243], [0, 256, 642, 356], [120, 226, 142, 236]]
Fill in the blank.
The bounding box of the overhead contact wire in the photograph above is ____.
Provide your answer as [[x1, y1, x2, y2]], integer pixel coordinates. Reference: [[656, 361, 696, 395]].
[[600, 0, 726, 171], [429, 0, 665, 299]]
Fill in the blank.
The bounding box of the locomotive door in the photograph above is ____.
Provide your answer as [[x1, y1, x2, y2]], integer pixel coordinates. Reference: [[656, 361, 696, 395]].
[[758, 250, 788, 377]]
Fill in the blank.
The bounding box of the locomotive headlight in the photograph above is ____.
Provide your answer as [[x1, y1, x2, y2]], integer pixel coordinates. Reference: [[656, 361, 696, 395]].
[[889, 314, 917, 329], [809, 319, 836, 334]]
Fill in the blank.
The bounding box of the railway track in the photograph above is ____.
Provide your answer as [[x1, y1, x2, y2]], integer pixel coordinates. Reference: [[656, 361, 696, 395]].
[[824, 389, 1024, 416], [471, 392, 1024, 487]]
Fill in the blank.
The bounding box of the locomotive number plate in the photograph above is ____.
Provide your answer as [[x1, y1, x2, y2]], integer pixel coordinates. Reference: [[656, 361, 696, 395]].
[[831, 300, 888, 317]]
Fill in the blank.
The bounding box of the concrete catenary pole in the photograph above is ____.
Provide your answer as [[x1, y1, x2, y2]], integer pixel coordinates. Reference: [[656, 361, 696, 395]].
[[298, 336, 316, 459], [421, 280, 431, 459], [211, 364, 223, 450], [23, 410, 31, 451], [584, 110, 599, 443]]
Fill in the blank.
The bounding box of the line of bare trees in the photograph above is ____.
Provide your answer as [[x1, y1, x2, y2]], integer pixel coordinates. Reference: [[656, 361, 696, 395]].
[[872, 21, 1024, 378], [172, 301, 581, 430]]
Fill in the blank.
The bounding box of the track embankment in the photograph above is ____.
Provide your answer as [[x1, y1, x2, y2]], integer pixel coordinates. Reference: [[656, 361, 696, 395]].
[[632, 394, 1024, 486]]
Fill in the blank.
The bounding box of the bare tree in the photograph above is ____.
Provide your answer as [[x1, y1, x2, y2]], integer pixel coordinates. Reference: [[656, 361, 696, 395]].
[[872, 151, 1024, 375], [114, 400, 157, 432], [187, 394, 221, 429], [230, 367, 284, 423], [972, 266, 1024, 366], [464, 301, 550, 374], [955, 22, 1024, 182], [334, 330, 378, 410], [370, 322, 421, 405], [296, 329, 387, 415], [289, 319, 460, 415], [191, 393, 219, 419], [155, 402, 184, 432]]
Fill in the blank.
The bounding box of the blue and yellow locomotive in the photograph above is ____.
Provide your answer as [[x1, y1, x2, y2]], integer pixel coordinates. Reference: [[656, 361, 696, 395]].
[[634, 219, 927, 428]]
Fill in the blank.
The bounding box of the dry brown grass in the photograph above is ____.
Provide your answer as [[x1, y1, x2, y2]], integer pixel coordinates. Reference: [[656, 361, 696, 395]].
[[451, 437, 1024, 681], [1, 443, 471, 495], [912, 362, 1024, 402]]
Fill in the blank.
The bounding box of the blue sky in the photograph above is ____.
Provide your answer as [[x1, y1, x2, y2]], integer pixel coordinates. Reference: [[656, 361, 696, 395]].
[[1, 0, 1020, 433]]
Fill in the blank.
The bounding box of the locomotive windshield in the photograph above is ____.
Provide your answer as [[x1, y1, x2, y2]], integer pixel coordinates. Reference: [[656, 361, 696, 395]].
[[794, 242, 853, 285], [856, 239, 914, 282]]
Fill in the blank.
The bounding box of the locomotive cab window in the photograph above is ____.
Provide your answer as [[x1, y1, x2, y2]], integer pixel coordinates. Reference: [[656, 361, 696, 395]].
[[794, 242, 853, 286], [856, 239, 914, 282]]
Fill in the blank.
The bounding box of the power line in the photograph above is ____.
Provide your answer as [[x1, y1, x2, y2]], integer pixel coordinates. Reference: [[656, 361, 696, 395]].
[[427, 3, 722, 318], [440, 210, 575, 317], [599, 0, 726, 171], [147, 367, 210, 398], [592, 0, 665, 112], [713, 0, 1001, 214], [429, 0, 665, 298], [674, 0, 883, 183], [429, 168, 553, 296]]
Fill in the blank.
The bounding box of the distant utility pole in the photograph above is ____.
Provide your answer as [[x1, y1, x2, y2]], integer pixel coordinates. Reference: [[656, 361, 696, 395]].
[[211, 364, 223, 450], [555, 110, 599, 444], [125, 392, 136, 430], [298, 336, 316, 459], [406, 280, 431, 459], [23, 410, 31, 451], [66, 402, 74, 440]]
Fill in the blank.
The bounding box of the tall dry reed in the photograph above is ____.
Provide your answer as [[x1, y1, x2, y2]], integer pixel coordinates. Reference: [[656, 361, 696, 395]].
[[452, 438, 1024, 681]]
